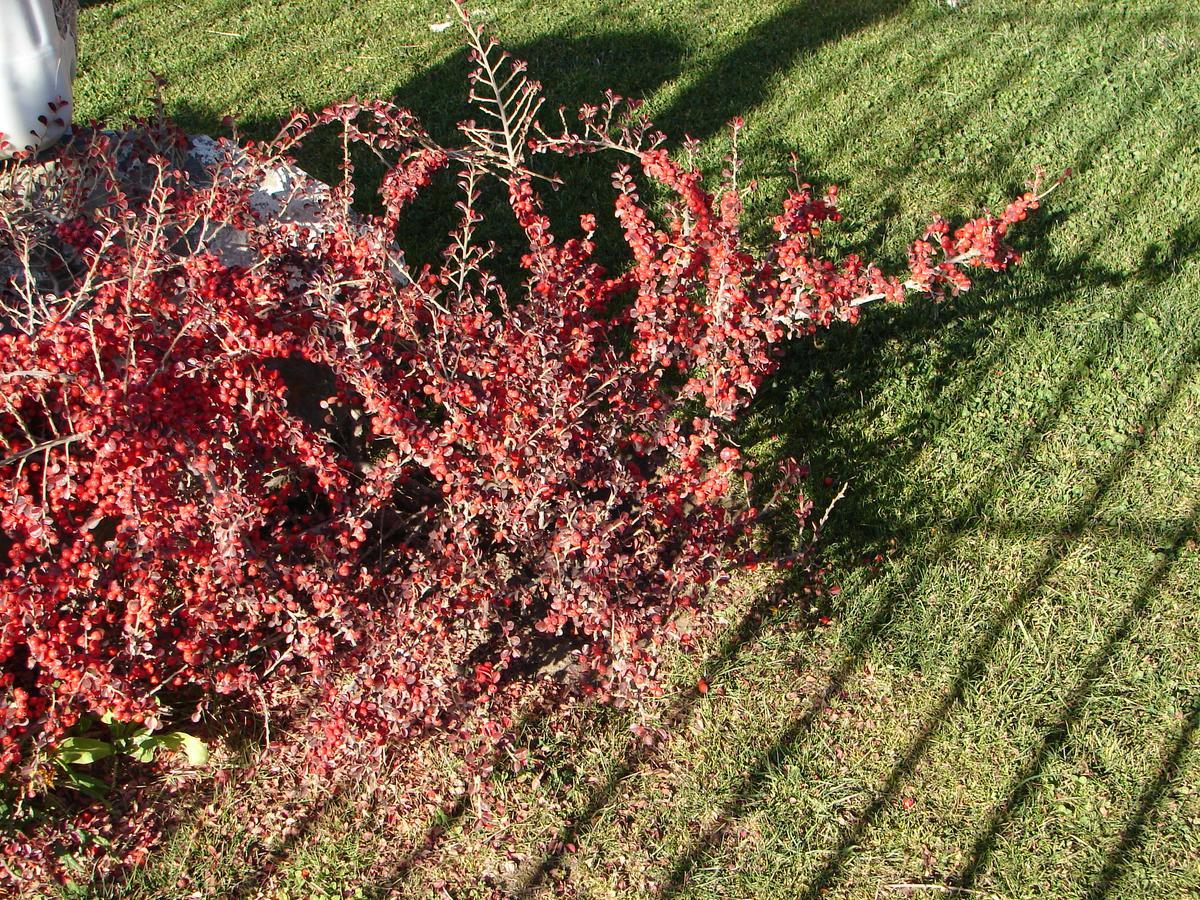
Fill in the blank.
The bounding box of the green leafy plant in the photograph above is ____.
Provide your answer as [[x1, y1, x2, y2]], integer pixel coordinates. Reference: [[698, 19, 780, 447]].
[[49, 718, 209, 802], [58, 720, 208, 769]]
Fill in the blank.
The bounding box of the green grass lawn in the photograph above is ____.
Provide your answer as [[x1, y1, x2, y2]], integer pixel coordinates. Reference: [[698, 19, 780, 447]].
[[72, 0, 1200, 896]]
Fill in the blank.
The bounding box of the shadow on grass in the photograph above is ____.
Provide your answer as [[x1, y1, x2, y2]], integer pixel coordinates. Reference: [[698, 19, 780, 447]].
[[950, 505, 1198, 891], [161, 25, 686, 280], [646, 14, 1199, 886], [654, 289, 1176, 895], [656, 206, 1200, 896], [506, 584, 797, 897], [643, 11, 1199, 880], [1083, 697, 1200, 900], [651, 0, 905, 144], [352, 577, 797, 897], [159, 26, 684, 143]]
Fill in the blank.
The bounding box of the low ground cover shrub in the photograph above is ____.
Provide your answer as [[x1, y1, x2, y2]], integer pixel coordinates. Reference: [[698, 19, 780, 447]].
[[0, 2, 1055, 885]]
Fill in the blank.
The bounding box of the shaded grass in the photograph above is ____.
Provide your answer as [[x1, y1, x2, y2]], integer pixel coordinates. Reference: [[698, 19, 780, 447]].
[[69, 0, 1200, 896]]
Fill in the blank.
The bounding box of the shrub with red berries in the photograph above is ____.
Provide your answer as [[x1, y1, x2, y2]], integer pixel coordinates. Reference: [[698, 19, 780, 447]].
[[0, 2, 1056, 884]]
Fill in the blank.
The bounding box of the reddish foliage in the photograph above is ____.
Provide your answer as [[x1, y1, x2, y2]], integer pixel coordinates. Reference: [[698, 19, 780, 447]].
[[0, 6, 1055, 885]]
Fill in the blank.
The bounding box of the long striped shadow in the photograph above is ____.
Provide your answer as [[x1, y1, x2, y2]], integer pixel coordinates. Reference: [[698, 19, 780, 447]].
[[659, 199, 1199, 896], [787, 334, 1200, 899], [952, 506, 1199, 888], [1083, 698, 1200, 899]]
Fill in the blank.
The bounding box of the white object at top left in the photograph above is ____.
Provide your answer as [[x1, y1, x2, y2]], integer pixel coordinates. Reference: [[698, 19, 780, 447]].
[[0, 0, 78, 159]]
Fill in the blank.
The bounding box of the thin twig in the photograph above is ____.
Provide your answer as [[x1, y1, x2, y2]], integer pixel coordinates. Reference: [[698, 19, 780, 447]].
[[816, 479, 850, 535], [0, 431, 89, 468]]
